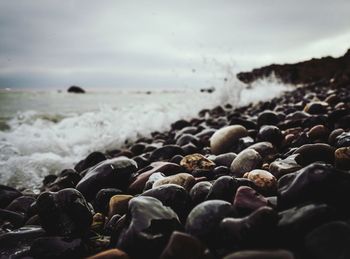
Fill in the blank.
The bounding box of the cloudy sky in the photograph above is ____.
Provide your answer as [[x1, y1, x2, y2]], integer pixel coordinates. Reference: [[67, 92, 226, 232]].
[[1, 0, 350, 89]]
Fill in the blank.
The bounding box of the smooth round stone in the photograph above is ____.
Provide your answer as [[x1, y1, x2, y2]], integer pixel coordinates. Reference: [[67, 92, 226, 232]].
[[212, 153, 237, 167], [160, 231, 205, 259], [0, 208, 25, 228], [76, 157, 138, 201], [143, 172, 166, 191], [195, 128, 216, 147], [74, 151, 107, 173], [278, 203, 333, 243], [87, 249, 129, 259], [293, 143, 335, 166], [117, 196, 181, 259], [304, 221, 350, 259], [180, 153, 216, 172], [36, 188, 93, 236], [269, 154, 302, 179], [153, 173, 195, 191], [206, 176, 240, 203], [185, 200, 233, 248], [257, 110, 280, 126], [30, 236, 87, 259], [149, 145, 185, 161], [108, 195, 133, 219], [304, 101, 328, 114], [174, 126, 198, 140], [335, 147, 350, 170], [223, 250, 294, 259], [335, 132, 350, 148], [233, 186, 269, 216], [142, 184, 191, 222], [44, 169, 81, 192], [257, 125, 283, 146], [247, 142, 275, 161], [128, 162, 182, 194], [328, 129, 345, 146], [176, 134, 200, 147], [94, 188, 123, 213], [171, 119, 191, 130], [220, 207, 278, 249], [0, 185, 22, 209], [307, 124, 329, 140], [210, 125, 248, 155], [5, 196, 36, 216], [189, 181, 212, 206], [243, 169, 277, 193], [230, 149, 263, 177]]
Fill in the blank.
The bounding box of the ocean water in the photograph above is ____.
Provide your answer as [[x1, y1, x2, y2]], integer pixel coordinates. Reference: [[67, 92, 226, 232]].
[[0, 77, 291, 190]]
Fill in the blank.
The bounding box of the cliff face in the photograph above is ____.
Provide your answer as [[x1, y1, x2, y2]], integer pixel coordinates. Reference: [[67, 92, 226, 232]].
[[237, 49, 350, 86]]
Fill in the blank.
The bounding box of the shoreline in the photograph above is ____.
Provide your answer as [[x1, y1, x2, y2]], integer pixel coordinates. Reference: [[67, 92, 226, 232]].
[[1, 51, 350, 258]]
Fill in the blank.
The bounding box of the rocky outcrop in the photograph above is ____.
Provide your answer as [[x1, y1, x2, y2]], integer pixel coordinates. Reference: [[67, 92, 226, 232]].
[[237, 49, 350, 86]]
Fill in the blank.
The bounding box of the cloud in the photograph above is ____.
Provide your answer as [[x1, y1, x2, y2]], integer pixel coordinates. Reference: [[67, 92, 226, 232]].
[[1, 0, 350, 88]]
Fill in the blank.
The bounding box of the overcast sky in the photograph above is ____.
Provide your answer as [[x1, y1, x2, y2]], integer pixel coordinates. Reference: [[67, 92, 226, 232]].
[[1, 0, 350, 89]]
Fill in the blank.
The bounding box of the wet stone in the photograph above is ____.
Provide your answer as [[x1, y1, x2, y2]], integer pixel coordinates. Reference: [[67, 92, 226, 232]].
[[143, 172, 165, 191], [180, 153, 216, 172], [76, 157, 138, 201], [117, 196, 181, 259], [212, 152, 237, 167], [0, 185, 22, 209], [307, 124, 330, 141], [175, 134, 200, 147], [233, 186, 269, 216], [210, 125, 248, 155], [257, 110, 280, 126], [94, 188, 123, 213], [248, 141, 275, 161], [74, 151, 107, 173], [230, 149, 263, 177], [293, 143, 335, 166], [5, 196, 36, 217], [335, 132, 350, 148], [206, 176, 240, 203], [189, 181, 212, 206], [108, 195, 133, 219], [257, 125, 283, 147], [185, 200, 233, 248], [243, 169, 277, 194], [36, 188, 93, 236], [153, 173, 195, 191], [269, 154, 302, 179], [149, 145, 185, 162], [335, 147, 350, 170], [304, 101, 328, 114]]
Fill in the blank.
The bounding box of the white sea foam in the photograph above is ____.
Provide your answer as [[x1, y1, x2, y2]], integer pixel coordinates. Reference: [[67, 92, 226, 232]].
[[0, 76, 291, 190]]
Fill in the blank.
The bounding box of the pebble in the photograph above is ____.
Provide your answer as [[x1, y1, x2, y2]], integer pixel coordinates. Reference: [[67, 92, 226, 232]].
[[0, 185, 22, 209], [335, 146, 350, 169], [233, 186, 269, 216], [243, 169, 277, 194], [210, 125, 248, 155], [189, 181, 212, 206], [149, 145, 185, 161], [230, 149, 263, 177], [269, 154, 302, 179], [212, 152, 237, 167], [94, 188, 123, 213], [153, 173, 195, 191], [108, 195, 133, 219], [180, 153, 216, 172], [257, 125, 283, 146], [293, 143, 335, 166]]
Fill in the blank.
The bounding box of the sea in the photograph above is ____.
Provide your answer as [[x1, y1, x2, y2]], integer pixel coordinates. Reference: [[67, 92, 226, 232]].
[[0, 77, 291, 190]]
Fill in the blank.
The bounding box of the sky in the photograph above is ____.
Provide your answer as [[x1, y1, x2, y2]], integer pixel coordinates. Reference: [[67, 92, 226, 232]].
[[1, 0, 350, 90]]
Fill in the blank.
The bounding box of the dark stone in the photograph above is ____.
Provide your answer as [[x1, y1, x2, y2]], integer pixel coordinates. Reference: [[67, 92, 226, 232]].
[[0, 225, 45, 247], [169, 154, 184, 165], [5, 196, 35, 217], [176, 134, 200, 147], [189, 181, 212, 206], [257, 110, 280, 126], [149, 145, 185, 162], [76, 157, 137, 201], [45, 169, 81, 192], [269, 154, 302, 179], [248, 142, 275, 161], [236, 136, 255, 153], [67, 85, 85, 93], [257, 125, 283, 147], [220, 207, 278, 250], [0, 185, 22, 209], [74, 151, 108, 173], [30, 236, 87, 259], [304, 221, 350, 259], [335, 132, 350, 148], [212, 153, 237, 167], [36, 188, 93, 236], [117, 196, 181, 258], [171, 119, 191, 130], [293, 143, 335, 166], [233, 186, 269, 216], [94, 188, 123, 213], [132, 154, 150, 169], [206, 176, 240, 202], [0, 208, 25, 228], [142, 184, 191, 223], [230, 149, 263, 177], [185, 200, 233, 248], [130, 143, 146, 156]]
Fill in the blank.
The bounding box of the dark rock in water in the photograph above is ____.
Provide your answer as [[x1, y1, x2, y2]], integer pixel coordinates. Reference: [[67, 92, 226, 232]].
[[67, 85, 85, 93], [210, 125, 248, 155], [278, 203, 334, 246], [128, 162, 181, 194], [335, 132, 350, 148], [5, 196, 35, 217], [257, 110, 280, 126], [293, 143, 335, 166], [171, 119, 191, 130], [36, 188, 93, 236], [44, 169, 81, 192], [160, 231, 205, 259], [230, 149, 262, 177], [189, 181, 212, 206], [277, 162, 350, 212], [30, 236, 87, 259], [142, 184, 191, 222], [149, 145, 185, 162], [220, 207, 278, 250], [76, 157, 137, 201], [223, 250, 295, 259], [0, 185, 22, 209], [94, 188, 123, 213], [233, 186, 269, 216], [257, 125, 283, 147], [185, 200, 233, 248], [130, 142, 147, 156], [117, 196, 181, 259], [304, 221, 350, 259], [74, 151, 108, 174]]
